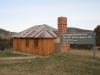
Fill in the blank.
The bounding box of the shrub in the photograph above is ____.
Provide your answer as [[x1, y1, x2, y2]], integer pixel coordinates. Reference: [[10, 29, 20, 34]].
[[0, 38, 13, 51], [98, 48, 100, 50]]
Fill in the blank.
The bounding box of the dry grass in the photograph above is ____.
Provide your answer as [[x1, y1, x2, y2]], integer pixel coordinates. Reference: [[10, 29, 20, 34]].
[[70, 49, 100, 58], [0, 49, 100, 75], [0, 50, 27, 57]]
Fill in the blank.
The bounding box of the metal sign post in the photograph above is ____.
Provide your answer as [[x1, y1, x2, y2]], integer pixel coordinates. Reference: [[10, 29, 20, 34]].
[[60, 43, 62, 55], [94, 33, 96, 58], [60, 35, 63, 55]]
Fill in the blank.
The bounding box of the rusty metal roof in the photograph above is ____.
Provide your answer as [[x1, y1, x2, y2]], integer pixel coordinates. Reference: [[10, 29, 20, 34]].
[[11, 24, 58, 38]]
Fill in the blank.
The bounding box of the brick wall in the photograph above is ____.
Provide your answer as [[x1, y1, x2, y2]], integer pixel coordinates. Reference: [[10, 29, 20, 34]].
[[54, 43, 70, 53], [62, 44, 70, 52]]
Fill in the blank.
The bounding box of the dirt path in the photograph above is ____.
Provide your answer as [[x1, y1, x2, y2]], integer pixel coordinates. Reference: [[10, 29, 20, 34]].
[[0, 56, 38, 61]]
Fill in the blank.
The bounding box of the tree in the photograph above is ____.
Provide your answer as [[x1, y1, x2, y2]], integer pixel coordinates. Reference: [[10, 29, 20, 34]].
[[0, 37, 13, 51], [0, 41, 5, 51], [94, 25, 100, 46]]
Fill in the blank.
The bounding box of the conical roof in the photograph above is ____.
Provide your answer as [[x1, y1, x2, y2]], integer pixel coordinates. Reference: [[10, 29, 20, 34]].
[[11, 24, 57, 38]]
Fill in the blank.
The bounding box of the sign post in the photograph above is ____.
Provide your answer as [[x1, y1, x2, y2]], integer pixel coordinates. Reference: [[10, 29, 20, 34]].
[[94, 33, 96, 58], [60, 32, 96, 58]]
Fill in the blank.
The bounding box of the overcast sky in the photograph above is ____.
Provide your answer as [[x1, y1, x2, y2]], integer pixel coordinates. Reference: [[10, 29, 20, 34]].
[[0, 0, 100, 32]]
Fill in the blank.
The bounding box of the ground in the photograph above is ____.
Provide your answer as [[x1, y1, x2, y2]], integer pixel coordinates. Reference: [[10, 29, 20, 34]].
[[0, 49, 100, 75]]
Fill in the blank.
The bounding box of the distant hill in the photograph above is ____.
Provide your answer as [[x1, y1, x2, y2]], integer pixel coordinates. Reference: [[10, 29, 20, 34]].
[[67, 27, 93, 33], [0, 27, 93, 39], [0, 28, 17, 39]]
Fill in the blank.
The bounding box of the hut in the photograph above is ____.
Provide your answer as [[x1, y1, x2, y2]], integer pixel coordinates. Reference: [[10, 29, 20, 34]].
[[11, 17, 70, 56]]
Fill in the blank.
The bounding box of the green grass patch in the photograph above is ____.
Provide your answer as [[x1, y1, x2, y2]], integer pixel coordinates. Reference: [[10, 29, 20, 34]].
[[0, 50, 27, 57]]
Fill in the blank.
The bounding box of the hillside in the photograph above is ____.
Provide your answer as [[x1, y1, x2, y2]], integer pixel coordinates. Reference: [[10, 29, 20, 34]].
[[0, 27, 93, 39], [67, 27, 93, 33], [0, 28, 16, 39]]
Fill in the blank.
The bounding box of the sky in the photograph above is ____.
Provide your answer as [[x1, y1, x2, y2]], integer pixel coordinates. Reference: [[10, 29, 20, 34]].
[[0, 0, 100, 32]]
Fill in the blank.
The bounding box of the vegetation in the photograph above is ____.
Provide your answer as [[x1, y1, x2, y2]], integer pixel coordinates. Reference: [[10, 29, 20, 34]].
[[71, 44, 93, 50], [0, 50, 27, 57], [0, 37, 13, 51], [0, 50, 100, 75], [94, 25, 100, 46]]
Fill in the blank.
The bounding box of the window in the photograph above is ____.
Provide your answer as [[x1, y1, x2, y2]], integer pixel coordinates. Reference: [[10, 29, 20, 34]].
[[34, 39, 38, 48], [26, 39, 29, 47]]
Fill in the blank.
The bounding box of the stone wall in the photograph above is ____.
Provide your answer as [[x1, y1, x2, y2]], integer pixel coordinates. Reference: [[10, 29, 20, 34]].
[[54, 43, 60, 53]]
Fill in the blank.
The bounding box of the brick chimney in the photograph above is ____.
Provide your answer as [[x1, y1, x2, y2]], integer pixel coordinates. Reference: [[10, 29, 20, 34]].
[[58, 17, 67, 36], [58, 16, 70, 52]]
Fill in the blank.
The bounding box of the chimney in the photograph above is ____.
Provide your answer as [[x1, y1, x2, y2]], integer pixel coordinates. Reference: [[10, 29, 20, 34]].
[[58, 16, 67, 36], [58, 16, 70, 52]]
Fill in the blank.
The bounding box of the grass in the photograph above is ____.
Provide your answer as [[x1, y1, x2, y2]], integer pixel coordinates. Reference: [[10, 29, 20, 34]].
[[0, 50, 27, 57], [0, 50, 100, 75]]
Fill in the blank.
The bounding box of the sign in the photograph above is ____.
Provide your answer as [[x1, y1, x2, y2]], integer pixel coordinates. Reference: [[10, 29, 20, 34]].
[[60, 33, 95, 44], [60, 32, 96, 58]]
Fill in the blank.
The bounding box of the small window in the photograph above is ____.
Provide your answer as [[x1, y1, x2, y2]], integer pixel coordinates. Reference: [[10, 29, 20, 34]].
[[34, 39, 38, 48], [26, 39, 29, 47]]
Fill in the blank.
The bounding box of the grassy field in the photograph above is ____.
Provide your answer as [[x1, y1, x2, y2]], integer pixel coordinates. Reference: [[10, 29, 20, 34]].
[[0, 50, 27, 57], [0, 50, 100, 75]]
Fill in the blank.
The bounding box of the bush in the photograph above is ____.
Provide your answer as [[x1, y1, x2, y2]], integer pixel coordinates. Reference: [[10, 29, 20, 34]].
[[70, 44, 93, 50], [98, 48, 100, 50], [0, 42, 5, 51], [0, 38, 13, 51]]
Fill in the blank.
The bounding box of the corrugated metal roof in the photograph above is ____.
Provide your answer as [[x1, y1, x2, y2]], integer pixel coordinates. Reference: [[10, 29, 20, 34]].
[[11, 24, 58, 38]]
